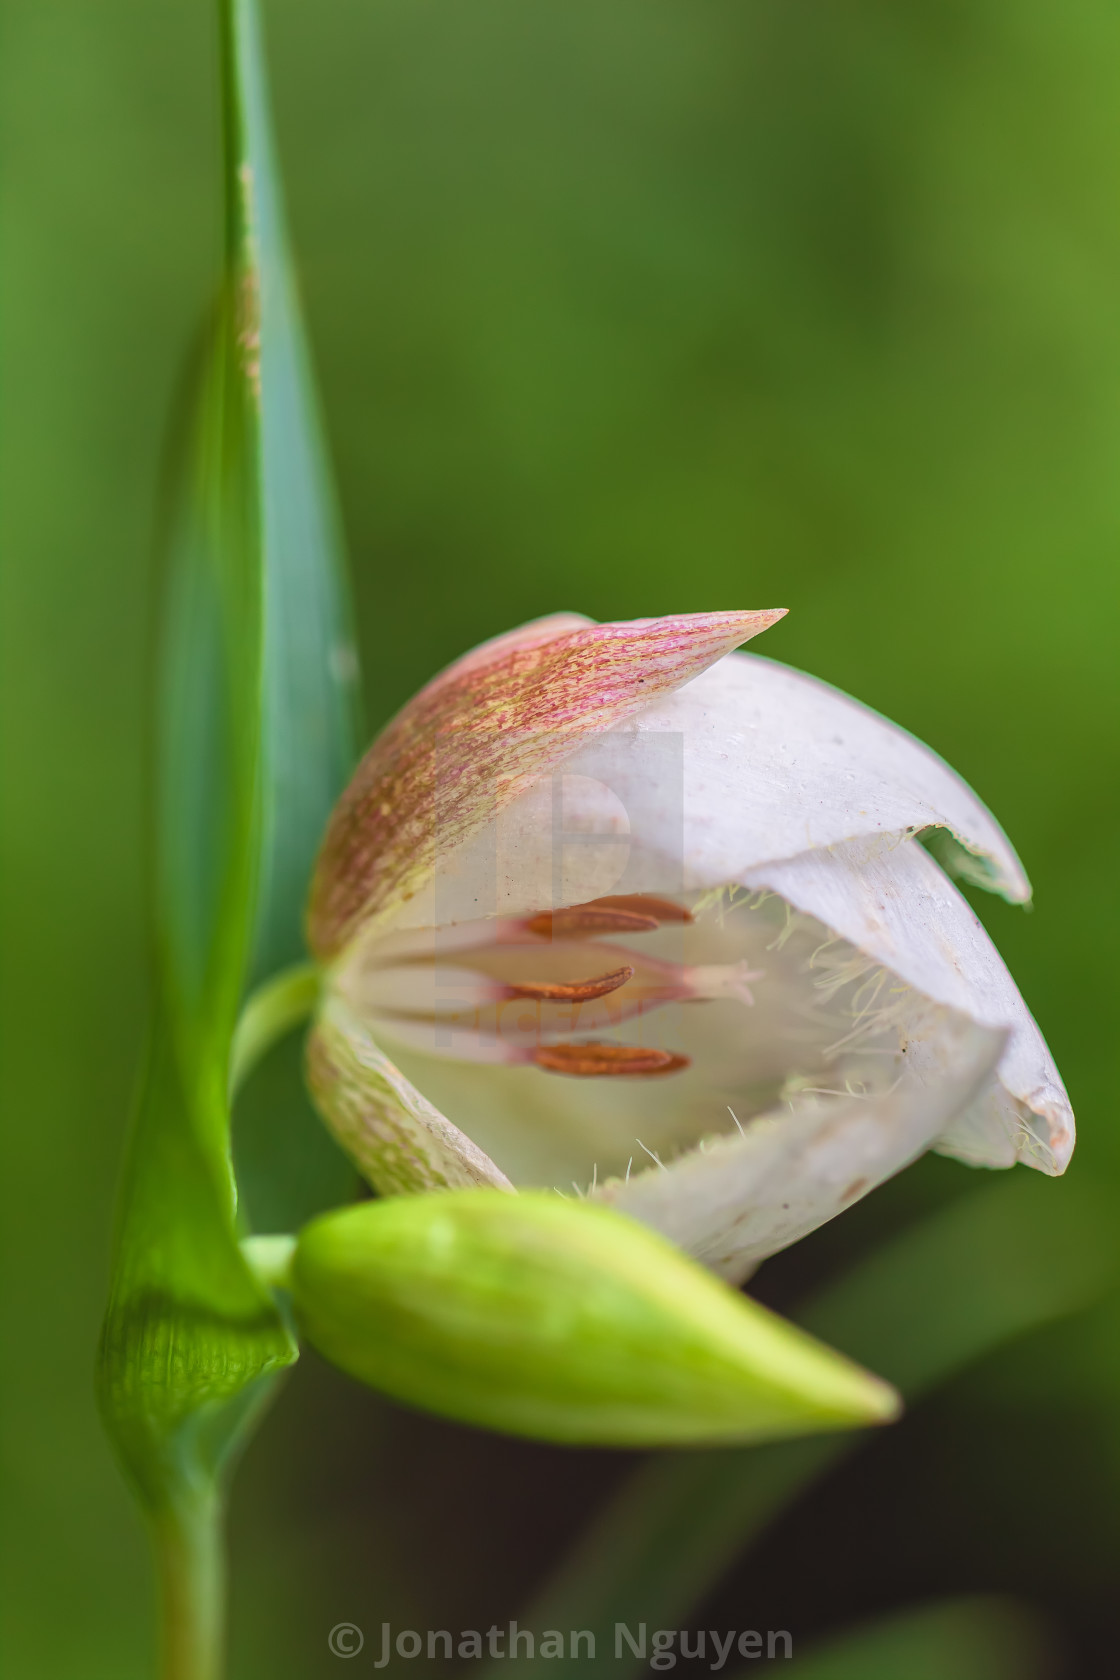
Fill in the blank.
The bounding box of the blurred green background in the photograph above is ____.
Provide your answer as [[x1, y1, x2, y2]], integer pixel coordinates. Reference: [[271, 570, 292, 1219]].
[[3, 1, 1119, 1675]]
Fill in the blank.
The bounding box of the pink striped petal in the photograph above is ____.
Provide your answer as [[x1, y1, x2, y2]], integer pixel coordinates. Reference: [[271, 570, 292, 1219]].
[[307, 610, 784, 961]]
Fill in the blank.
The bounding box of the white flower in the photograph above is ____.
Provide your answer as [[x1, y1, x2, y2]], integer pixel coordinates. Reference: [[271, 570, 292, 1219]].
[[305, 611, 1073, 1284]]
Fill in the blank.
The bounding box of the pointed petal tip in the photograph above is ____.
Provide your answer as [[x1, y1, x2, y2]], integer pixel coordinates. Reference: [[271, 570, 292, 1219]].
[[1037, 1109, 1076, 1177], [722, 606, 788, 647], [746, 606, 788, 631], [595, 607, 787, 657], [919, 823, 1032, 907], [648, 607, 788, 646]]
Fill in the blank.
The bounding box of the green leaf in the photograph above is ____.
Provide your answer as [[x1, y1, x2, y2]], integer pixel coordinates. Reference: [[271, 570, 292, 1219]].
[[492, 1174, 1120, 1679], [288, 1191, 898, 1447], [228, 0, 360, 989], [97, 1017, 294, 1511], [97, 0, 359, 1663]]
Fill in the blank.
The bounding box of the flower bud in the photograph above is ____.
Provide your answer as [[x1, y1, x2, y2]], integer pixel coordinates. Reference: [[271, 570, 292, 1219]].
[[289, 1191, 899, 1446]]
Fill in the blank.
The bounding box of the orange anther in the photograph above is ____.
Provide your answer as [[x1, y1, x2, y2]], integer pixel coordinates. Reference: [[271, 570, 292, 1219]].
[[526, 908, 659, 939], [531, 1042, 691, 1077], [584, 894, 694, 924], [506, 966, 634, 1003]]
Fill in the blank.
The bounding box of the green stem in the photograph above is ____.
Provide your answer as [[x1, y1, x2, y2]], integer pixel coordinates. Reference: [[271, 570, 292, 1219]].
[[152, 1490, 225, 1680], [228, 961, 320, 1097]]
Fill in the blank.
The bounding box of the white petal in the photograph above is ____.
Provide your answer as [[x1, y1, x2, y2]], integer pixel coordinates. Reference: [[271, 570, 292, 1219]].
[[593, 1011, 1006, 1283], [739, 836, 1073, 1175], [648, 653, 1029, 901], [307, 997, 513, 1195], [419, 650, 1029, 927]]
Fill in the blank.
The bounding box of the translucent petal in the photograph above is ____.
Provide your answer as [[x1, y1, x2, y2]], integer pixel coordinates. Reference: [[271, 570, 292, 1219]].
[[420, 650, 1029, 928], [740, 837, 1073, 1174], [658, 653, 1030, 902], [593, 1010, 1006, 1283]]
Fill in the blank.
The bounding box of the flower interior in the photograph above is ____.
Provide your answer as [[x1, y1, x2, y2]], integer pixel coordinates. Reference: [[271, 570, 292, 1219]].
[[335, 884, 985, 1201]]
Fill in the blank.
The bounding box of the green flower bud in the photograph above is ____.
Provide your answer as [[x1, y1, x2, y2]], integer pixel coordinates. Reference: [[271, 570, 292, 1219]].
[[287, 1191, 899, 1447]]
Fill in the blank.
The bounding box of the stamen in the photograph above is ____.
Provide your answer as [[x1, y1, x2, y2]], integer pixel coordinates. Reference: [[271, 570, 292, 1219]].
[[581, 894, 694, 924], [531, 1042, 691, 1077], [505, 965, 634, 1003], [526, 907, 660, 938]]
